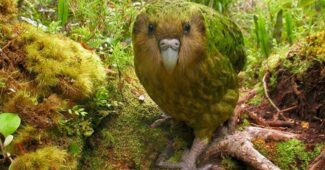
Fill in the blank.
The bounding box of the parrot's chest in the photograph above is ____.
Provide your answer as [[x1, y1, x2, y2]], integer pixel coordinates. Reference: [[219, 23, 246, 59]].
[[140, 64, 228, 121], [135, 56, 239, 136]]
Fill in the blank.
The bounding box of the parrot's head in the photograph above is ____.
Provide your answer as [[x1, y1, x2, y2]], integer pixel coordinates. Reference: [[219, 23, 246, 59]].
[[132, 2, 207, 73]]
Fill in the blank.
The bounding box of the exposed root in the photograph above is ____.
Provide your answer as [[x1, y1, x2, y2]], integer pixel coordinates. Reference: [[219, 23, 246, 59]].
[[203, 127, 299, 170], [308, 149, 325, 170], [248, 112, 294, 128]]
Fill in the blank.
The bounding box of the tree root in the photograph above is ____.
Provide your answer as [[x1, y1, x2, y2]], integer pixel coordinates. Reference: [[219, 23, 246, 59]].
[[228, 89, 256, 133], [308, 149, 325, 170], [203, 126, 299, 170], [248, 112, 294, 128]]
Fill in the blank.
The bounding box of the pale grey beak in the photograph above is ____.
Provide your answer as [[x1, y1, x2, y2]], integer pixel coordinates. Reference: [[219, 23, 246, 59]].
[[159, 39, 180, 72]]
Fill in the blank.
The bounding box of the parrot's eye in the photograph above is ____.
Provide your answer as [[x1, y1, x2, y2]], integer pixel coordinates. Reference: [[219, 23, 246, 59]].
[[148, 23, 155, 34], [183, 23, 191, 34]]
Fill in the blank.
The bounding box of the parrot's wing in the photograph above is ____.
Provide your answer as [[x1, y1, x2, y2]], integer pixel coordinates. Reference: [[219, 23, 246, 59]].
[[203, 10, 246, 72]]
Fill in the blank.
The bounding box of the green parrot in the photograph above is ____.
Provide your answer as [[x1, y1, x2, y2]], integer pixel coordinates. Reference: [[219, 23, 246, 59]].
[[132, 0, 245, 169]]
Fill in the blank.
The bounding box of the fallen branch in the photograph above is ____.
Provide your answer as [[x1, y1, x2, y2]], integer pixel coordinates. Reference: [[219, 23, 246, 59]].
[[203, 126, 299, 170]]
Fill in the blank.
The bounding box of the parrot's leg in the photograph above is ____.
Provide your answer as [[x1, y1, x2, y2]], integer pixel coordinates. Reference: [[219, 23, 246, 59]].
[[156, 137, 211, 170]]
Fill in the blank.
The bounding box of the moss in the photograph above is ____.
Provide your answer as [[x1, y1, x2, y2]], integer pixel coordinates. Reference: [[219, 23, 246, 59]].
[[0, 0, 17, 22], [9, 146, 75, 170], [247, 84, 264, 105], [12, 24, 106, 100], [254, 138, 324, 170], [0, 21, 107, 169], [253, 138, 277, 161], [3, 91, 37, 112], [276, 139, 323, 170], [2, 91, 67, 128], [7, 125, 47, 154], [276, 31, 325, 76], [221, 157, 243, 170], [81, 69, 192, 169]]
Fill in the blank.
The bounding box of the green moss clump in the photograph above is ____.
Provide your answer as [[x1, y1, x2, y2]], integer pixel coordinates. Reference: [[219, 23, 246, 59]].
[[254, 138, 323, 170], [278, 31, 325, 76], [276, 139, 323, 170], [303, 31, 325, 59], [0, 0, 17, 22], [15, 24, 106, 100], [9, 146, 75, 170]]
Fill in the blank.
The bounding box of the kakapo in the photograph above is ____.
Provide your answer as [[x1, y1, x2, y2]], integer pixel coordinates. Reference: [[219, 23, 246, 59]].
[[132, 0, 245, 169]]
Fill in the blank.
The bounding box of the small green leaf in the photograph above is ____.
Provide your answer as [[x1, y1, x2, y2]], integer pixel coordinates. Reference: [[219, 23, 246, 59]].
[[0, 113, 21, 137]]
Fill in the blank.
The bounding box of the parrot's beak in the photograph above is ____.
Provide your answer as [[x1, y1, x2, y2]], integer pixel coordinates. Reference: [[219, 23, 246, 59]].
[[159, 39, 180, 73]]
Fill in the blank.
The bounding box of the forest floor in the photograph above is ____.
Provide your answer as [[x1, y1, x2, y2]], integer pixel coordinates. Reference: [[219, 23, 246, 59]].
[[0, 0, 324, 170]]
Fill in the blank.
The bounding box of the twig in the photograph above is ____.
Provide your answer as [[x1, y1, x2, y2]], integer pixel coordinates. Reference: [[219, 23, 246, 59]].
[[1, 40, 13, 51], [263, 72, 280, 112]]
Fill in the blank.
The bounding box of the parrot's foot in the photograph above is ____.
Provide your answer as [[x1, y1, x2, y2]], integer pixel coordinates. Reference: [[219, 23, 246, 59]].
[[156, 138, 211, 170], [150, 113, 172, 128]]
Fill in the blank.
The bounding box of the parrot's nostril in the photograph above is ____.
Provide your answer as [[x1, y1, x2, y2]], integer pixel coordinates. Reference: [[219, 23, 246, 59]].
[[160, 42, 166, 46], [159, 39, 180, 50]]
